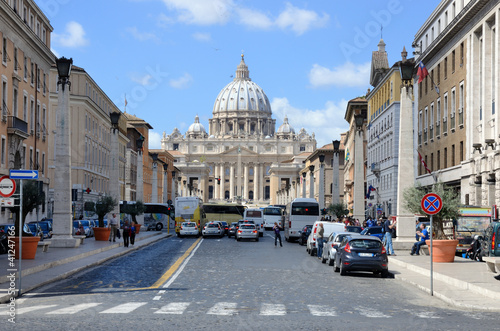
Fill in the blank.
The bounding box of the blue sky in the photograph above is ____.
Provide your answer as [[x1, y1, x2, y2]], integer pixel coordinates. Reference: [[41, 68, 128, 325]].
[[43, 0, 438, 149]]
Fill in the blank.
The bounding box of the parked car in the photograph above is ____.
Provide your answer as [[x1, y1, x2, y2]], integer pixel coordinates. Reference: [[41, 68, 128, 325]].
[[73, 220, 84, 236], [298, 225, 312, 246], [29, 221, 53, 239], [307, 222, 346, 256], [202, 222, 224, 238], [220, 221, 229, 235], [346, 226, 363, 233], [360, 226, 385, 240], [483, 221, 500, 256], [236, 223, 259, 242], [243, 208, 264, 237], [322, 232, 361, 266], [228, 223, 237, 238], [79, 220, 94, 237], [334, 235, 389, 277], [26, 223, 44, 240], [0, 224, 33, 236], [179, 222, 199, 237]]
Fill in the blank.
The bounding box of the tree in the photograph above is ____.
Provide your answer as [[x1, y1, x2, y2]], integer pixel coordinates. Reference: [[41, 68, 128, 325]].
[[11, 180, 44, 236], [95, 195, 117, 227], [403, 182, 460, 240], [120, 201, 145, 224], [328, 202, 349, 219]]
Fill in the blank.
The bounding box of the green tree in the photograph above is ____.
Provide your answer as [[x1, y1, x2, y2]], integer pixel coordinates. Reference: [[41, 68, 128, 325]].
[[11, 180, 44, 236], [403, 182, 460, 239], [120, 200, 145, 224], [95, 195, 117, 227], [328, 202, 349, 219]]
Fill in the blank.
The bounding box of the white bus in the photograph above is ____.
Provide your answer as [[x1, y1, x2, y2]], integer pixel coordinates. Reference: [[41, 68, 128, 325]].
[[284, 198, 320, 242], [175, 197, 205, 236], [262, 206, 284, 230]]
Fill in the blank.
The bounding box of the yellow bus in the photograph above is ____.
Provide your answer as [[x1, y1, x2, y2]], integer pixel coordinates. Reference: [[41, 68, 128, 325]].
[[174, 197, 205, 236], [202, 203, 246, 226]]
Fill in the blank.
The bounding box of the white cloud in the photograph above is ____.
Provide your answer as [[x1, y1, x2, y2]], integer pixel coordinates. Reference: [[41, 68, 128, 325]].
[[192, 32, 212, 42], [275, 3, 329, 35], [148, 131, 162, 149], [309, 62, 370, 88], [236, 7, 273, 29], [52, 21, 89, 48], [271, 97, 349, 147], [131, 73, 154, 86], [161, 0, 233, 25], [127, 27, 159, 42], [169, 73, 193, 89]]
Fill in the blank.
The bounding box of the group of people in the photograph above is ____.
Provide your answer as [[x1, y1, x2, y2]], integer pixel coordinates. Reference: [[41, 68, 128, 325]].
[[108, 213, 137, 247]]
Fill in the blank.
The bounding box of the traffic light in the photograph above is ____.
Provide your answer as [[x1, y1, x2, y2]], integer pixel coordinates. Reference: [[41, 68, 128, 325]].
[[321, 208, 327, 215]]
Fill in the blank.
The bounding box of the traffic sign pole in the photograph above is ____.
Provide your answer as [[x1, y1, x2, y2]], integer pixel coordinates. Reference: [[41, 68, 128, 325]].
[[430, 215, 433, 296], [421, 192, 442, 298]]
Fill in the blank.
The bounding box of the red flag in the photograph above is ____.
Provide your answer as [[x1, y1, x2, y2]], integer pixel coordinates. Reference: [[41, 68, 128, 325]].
[[418, 151, 431, 174], [417, 61, 429, 84]]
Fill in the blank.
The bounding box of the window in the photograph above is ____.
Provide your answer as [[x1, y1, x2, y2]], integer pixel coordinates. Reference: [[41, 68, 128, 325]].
[[460, 141, 464, 162], [43, 73, 46, 94], [41, 153, 45, 174], [444, 57, 448, 79], [300, 145, 305, 152], [14, 47, 18, 73], [30, 99, 34, 133], [436, 99, 441, 137], [12, 87, 18, 117], [2, 37, 7, 64], [30, 62, 34, 85], [460, 42, 464, 66], [450, 88, 456, 130], [437, 63, 441, 84], [23, 93, 27, 121], [1, 137, 5, 165], [2, 80, 7, 119], [444, 148, 448, 168], [452, 50, 456, 72], [173, 143, 179, 151], [24, 56, 27, 80], [459, 82, 464, 126], [437, 150, 441, 169], [451, 144, 455, 167]]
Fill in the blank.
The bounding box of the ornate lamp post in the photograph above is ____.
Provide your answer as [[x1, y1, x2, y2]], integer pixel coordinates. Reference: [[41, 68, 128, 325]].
[[318, 154, 325, 210], [183, 180, 187, 197], [109, 111, 121, 217], [332, 140, 341, 205], [151, 153, 158, 203], [353, 113, 365, 221], [51, 57, 80, 248], [302, 172, 307, 198]]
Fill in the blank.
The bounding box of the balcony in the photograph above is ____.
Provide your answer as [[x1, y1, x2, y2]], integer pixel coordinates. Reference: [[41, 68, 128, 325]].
[[371, 162, 380, 176], [7, 116, 29, 139]]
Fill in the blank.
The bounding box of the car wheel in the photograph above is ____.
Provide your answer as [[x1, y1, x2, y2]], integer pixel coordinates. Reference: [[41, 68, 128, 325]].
[[328, 256, 334, 266], [334, 261, 340, 273], [256, 237, 259, 242], [321, 256, 326, 264], [340, 260, 347, 276], [156, 223, 163, 231], [237, 237, 241, 241], [381, 270, 389, 278], [178, 234, 183, 238]]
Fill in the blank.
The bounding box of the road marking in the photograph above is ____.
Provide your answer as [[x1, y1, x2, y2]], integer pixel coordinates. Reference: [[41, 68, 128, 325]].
[[307, 305, 337, 316], [100, 302, 147, 314], [260, 303, 286, 316], [155, 302, 191, 314], [47, 303, 101, 314], [153, 296, 162, 301], [413, 311, 441, 319], [355, 306, 391, 318], [207, 302, 238, 316], [2, 304, 57, 315]]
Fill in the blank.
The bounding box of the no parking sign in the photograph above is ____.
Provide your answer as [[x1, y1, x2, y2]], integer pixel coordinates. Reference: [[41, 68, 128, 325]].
[[421, 193, 443, 215]]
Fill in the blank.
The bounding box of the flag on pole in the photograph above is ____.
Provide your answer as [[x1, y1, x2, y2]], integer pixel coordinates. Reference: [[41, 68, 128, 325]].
[[366, 185, 376, 199], [418, 151, 432, 174], [124, 95, 128, 108], [345, 148, 350, 162], [417, 61, 429, 84]]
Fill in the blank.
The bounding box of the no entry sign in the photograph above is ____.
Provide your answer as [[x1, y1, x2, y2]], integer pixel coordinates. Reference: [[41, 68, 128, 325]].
[[421, 193, 443, 215], [0, 175, 16, 198]]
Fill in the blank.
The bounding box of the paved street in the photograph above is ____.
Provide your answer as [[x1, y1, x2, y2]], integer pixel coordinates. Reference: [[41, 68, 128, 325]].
[[2, 232, 499, 330]]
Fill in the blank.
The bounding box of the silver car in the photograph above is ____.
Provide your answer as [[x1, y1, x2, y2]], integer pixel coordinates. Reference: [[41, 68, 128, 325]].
[[179, 222, 199, 237], [236, 224, 259, 242], [202, 222, 223, 238], [322, 232, 360, 266]]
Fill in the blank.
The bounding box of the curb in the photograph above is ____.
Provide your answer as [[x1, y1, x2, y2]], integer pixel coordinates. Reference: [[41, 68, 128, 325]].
[[0, 232, 172, 304]]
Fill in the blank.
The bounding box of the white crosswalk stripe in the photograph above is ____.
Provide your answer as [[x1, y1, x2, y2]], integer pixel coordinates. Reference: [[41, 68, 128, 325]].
[[1, 304, 58, 315], [46, 303, 102, 315], [207, 302, 238, 316], [260, 303, 286, 316], [307, 304, 337, 317], [155, 302, 191, 314], [100, 302, 148, 314], [355, 306, 391, 318]]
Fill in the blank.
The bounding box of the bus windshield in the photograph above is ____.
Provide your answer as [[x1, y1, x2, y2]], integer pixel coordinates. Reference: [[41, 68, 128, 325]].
[[291, 202, 319, 216], [263, 207, 282, 216]]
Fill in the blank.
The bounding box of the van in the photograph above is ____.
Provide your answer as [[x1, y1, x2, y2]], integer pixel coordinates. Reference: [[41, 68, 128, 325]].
[[307, 221, 346, 256], [484, 221, 500, 256], [243, 208, 264, 237]]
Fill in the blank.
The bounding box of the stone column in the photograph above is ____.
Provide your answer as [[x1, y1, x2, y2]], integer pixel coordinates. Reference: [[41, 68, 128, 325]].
[[51, 69, 80, 248], [319, 162, 325, 210], [332, 152, 340, 205], [136, 150, 144, 225], [152, 161, 158, 202], [302, 173, 307, 198], [163, 164, 168, 204], [353, 128, 365, 221], [253, 163, 259, 201], [229, 163, 234, 200], [309, 165, 315, 199], [260, 163, 265, 200], [237, 147, 242, 198], [214, 164, 219, 200], [220, 163, 225, 200], [243, 163, 249, 200]]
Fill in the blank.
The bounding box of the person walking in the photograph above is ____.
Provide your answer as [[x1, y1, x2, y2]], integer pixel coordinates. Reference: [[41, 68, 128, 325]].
[[316, 223, 324, 259], [108, 213, 119, 242], [122, 221, 131, 247], [273, 222, 282, 247], [411, 223, 430, 255], [384, 219, 397, 256], [130, 221, 136, 246]]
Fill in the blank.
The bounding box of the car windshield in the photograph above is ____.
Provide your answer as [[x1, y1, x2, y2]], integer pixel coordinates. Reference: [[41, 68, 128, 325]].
[[335, 234, 349, 242], [241, 224, 255, 229], [184, 223, 196, 227], [368, 228, 383, 234], [246, 210, 262, 217], [350, 239, 381, 249], [346, 227, 362, 233]]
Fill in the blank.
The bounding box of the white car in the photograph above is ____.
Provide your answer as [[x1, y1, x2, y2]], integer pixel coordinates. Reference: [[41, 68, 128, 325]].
[[202, 222, 224, 238], [179, 222, 199, 237], [307, 222, 346, 256], [236, 224, 259, 242]]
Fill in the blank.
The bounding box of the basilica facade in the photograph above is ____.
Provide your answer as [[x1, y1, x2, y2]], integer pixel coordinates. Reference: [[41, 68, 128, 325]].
[[161, 55, 316, 205]]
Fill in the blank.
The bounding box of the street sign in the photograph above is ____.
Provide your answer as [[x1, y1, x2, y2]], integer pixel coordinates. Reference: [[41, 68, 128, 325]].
[[10, 169, 39, 179], [0, 198, 15, 206], [421, 193, 443, 215], [0, 175, 16, 198]]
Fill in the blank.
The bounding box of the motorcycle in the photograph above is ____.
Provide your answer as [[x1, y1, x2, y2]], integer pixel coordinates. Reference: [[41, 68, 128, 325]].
[[465, 235, 484, 261]]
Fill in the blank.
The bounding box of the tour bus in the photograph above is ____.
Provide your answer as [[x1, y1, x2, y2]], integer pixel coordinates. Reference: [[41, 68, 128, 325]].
[[144, 203, 173, 231], [284, 198, 320, 242], [262, 206, 284, 230], [175, 197, 205, 236], [203, 203, 246, 226]]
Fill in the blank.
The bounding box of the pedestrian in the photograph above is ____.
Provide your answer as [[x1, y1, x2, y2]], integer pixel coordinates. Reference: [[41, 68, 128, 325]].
[[273, 222, 282, 247], [411, 223, 430, 255], [130, 221, 136, 246], [108, 213, 119, 242], [384, 218, 397, 256], [316, 222, 324, 259], [122, 221, 131, 247]]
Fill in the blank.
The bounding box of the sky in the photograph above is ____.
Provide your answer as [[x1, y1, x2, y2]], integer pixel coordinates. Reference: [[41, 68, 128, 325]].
[[42, 0, 439, 149]]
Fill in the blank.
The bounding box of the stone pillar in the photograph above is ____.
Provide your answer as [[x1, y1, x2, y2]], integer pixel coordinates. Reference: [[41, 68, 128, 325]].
[[163, 165, 168, 204], [309, 166, 315, 199], [396, 83, 416, 246], [152, 161, 158, 203], [319, 162, 325, 210], [254, 163, 259, 201], [220, 163, 225, 200], [260, 163, 264, 200], [230, 163, 235, 200], [237, 147, 242, 198], [332, 152, 340, 205], [51, 71, 80, 248], [353, 128, 365, 221], [214, 164, 219, 200], [136, 150, 144, 225], [243, 163, 249, 200], [302, 173, 307, 198]]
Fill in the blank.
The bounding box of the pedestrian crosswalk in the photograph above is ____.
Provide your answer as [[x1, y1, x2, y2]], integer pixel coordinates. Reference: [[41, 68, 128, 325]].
[[1, 301, 442, 318]]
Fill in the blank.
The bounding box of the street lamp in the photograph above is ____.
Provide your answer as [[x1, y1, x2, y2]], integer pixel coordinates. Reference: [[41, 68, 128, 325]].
[[55, 56, 72, 91], [110, 112, 121, 133], [354, 113, 364, 132], [136, 135, 144, 150], [318, 155, 325, 210], [163, 163, 169, 203], [332, 140, 340, 154], [109, 111, 121, 217], [302, 172, 307, 198]]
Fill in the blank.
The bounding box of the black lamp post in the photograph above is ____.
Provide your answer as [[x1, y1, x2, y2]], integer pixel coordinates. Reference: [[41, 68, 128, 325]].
[[151, 153, 158, 163], [332, 140, 340, 154], [309, 165, 315, 173], [354, 113, 364, 132], [163, 163, 168, 171], [399, 58, 415, 86], [136, 135, 144, 150], [55, 56, 73, 91], [110, 112, 121, 133], [172, 171, 176, 178], [319, 154, 325, 163]]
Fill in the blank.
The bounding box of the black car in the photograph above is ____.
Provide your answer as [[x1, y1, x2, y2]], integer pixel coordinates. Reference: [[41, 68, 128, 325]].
[[298, 225, 313, 246], [220, 221, 229, 235], [228, 223, 237, 238], [334, 235, 389, 278]]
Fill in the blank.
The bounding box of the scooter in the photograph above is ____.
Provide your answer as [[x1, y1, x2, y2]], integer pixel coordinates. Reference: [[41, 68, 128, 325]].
[[465, 235, 484, 262]]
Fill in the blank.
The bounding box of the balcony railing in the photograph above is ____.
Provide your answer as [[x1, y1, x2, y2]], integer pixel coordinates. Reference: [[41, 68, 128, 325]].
[[450, 112, 456, 130], [7, 115, 29, 138]]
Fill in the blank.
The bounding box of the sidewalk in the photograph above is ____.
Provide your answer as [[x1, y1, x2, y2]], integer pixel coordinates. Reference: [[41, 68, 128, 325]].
[[0, 230, 171, 303], [389, 250, 500, 311]]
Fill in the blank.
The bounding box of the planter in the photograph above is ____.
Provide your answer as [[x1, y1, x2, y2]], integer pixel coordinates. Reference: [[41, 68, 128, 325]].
[[134, 224, 142, 234], [425, 239, 459, 263], [13, 236, 40, 260], [94, 227, 111, 241]]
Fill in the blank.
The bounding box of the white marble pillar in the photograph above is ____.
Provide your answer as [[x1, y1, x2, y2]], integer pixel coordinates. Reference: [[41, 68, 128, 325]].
[[353, 128, 365, 221], [230, 163, 235, 200], [243, 163, 249, 200], [253, 164, 259, 201], [237, 148, 242, 198], [259, 164, 264, 200], [332, 152, 340, 205], [214, 164, 219, 200], [220, 163, 225, 200]]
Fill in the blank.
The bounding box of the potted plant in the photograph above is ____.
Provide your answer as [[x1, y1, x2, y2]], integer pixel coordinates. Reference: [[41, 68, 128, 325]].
[[120, 201, 145, 233], [403, 182, 460, 262], [10, 180, 44, 259], [93, 195, 117, 241]]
